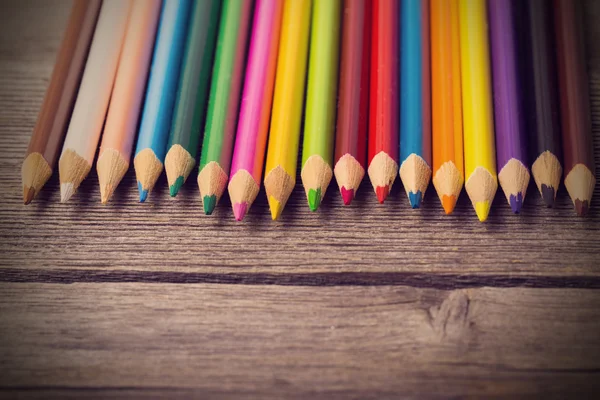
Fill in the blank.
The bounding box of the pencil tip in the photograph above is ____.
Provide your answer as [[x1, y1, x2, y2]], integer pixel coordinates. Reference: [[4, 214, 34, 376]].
[[202, 195, 217, 215], [233, 202, 248, 221], [60, 183, 75, 203], [408, 191, 422, 209], [441, 195, 456, 215], [375, 186, 389, 204], [268, 196, 283, 220], [509, 192, 524, 214], [138, 181, 148, 203], [340, 186, 354, 205], [541, 185, 555, 208], [100, 184, 113, 204], [575, 199, 589, 217], [474, 201, 491, 222], [23, 186, 35, 205], [169, 176, 184, 197], [308, 188, 321, 212]]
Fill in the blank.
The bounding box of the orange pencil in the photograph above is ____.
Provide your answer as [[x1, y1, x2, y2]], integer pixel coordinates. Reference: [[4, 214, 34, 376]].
[[96, 0, 161, 203], [431, 0, 464, 214]]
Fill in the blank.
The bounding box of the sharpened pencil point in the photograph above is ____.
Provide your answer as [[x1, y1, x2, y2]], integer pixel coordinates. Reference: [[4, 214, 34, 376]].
[[340, 186, 354, 206], [509, 192, 524, 214], [60, 183, 75, 203], [308, 188, 321, 212], [203, 195, 217, 215], [541, 185, 556, 208], [441, 195, 457, 215], [23, 186, 35, 205], [100, 184, 113, 204], [169, 176, 184, 197], [138, 181, 148, 203], [375, 186, 389, 204], [575, 199, 589, 217], [408, 191, 422, 209], [233, 202, 248, 221], [268, 196, 283, 220], [474, 201, 491, 222]]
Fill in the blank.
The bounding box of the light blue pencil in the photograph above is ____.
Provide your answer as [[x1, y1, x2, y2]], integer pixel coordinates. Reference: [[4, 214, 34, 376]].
[[399, 0, 432, 208], [133, 0, 192, 202]]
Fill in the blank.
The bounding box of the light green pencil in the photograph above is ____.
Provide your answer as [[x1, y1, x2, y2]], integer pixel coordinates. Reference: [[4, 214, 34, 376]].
[[300, 0, 341, 211]]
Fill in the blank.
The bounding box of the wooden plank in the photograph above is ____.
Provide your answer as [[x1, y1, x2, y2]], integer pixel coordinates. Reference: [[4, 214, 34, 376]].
[[0, 0, 598, 278], [1, 283, 599, 397]]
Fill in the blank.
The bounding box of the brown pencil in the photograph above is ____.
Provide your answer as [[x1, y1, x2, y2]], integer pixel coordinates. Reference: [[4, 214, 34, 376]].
[[21, 0, 101, 204], [554, 0, 596, 216]]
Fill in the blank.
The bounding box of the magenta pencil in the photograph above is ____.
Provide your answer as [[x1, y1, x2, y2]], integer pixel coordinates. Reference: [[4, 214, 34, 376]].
[[227, 0, 284, 221], [489, 0, 530, 213]]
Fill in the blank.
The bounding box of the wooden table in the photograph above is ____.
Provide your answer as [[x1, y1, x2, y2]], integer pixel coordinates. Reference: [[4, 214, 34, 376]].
[[1, 0, 599, 398]]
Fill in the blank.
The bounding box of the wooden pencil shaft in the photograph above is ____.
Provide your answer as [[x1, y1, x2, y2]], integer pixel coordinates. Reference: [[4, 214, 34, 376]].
[[431, 0, 463, 177], [301, 0, 341, 167], [168, 0, 221, 158], [400, 0, 431, 166], [489, 0, 527, 169], [100, 0, 161, 159], [334, 0, 370, 169], [199, 0, 254, 174], [134, 0, 192, 162], [521, 0, 562, 161], [61, 0, 131, 164], [368, 0, 399, 163], [554, 0, 595, 175], [264, 0, 312, 180], [229, 0, 283, 184], [26, 0, 101, 166]]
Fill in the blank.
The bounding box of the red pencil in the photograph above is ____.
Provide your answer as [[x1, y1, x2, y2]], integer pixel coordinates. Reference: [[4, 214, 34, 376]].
[[368, 0, 399, 204], [333, 0, 371, 206]]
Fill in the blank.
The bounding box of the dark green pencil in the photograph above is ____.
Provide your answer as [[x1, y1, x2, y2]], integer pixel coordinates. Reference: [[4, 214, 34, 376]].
[[165, 0, 221, 197]]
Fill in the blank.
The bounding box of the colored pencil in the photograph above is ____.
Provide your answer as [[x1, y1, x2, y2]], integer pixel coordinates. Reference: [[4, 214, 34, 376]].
[[96, 0, 161, 204], [399, 0, 432, 209], [520, 0, 562, 207], [165, 0, 221, 197], [368, 0, 399, 204], [228, 0, 284, 221], [22, 0, 101, 205], [263, 0, 312, 220], [333, 0, 371, 206], [430, 0, 463, 215], [198, 0, 254, 215], [489, 0, 530, 214], [58, 0, 131, 203], [301, 0, 341, 212], [554, 0, 596, 216], [458, 0, 497, 222], [134, 0, 192, 203]]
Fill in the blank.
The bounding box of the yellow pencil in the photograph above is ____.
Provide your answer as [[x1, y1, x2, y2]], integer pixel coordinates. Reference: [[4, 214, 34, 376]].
[[458, 0, 497, 222], [263, 0, 312, 220]]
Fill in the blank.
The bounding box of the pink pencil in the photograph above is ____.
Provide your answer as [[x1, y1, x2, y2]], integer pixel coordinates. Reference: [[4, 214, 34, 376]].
[[227, 0, 284, 221]]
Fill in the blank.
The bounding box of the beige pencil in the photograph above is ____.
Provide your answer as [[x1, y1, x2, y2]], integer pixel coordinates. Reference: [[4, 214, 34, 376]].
[[96, 0, 161, 204], [59, 0, 132, 202]]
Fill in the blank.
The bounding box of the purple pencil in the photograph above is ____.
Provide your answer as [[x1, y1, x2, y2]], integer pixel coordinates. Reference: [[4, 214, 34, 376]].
[[488, 0, 530, 213]]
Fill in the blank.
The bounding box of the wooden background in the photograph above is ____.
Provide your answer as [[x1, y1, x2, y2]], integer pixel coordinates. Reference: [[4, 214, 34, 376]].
[[0, 0, 599, 398]]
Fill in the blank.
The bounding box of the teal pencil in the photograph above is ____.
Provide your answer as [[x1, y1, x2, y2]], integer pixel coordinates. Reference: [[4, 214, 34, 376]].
[[134, 0, 192, 203], [164, 0, 222, 197]]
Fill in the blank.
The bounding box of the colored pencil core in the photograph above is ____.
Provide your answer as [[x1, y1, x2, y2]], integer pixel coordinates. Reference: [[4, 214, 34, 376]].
[[441, 195, 456, 215], [138, 181, 148, 203], [308, 188, 322, 212], [203, 194, 217, 215], [474, 201, 491, 223], [233, 202, 248, 221], [541, 184, 555, 208], [340, 186, 354, 206], [375, 185, 389, 204], [509, 192, 523, 214], [169, 176, 184, 197], [268, 196, 283, 220], [23, 186, 35, 205], [408, 191, 422, 209]]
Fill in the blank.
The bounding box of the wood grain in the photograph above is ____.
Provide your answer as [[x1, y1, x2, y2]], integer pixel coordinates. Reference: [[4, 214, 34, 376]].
[[0, 0, 599, 281], [1, 283, 600, 398]]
